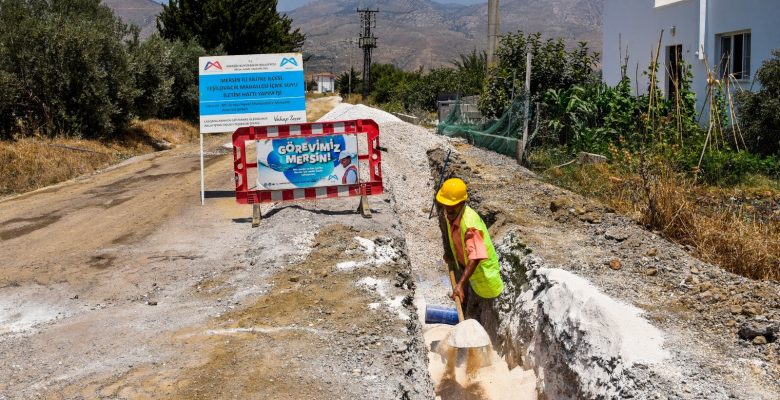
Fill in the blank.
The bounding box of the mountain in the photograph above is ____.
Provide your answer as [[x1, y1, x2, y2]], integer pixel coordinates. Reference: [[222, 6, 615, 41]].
[[289, 0, 603, 73], [104, 0, 604, 72], [103, 0, 162, 38]]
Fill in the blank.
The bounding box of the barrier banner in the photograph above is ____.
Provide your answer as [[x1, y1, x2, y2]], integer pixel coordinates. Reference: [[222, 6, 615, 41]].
[[232, 119, 383, 205], [256, 134, 359, 190]]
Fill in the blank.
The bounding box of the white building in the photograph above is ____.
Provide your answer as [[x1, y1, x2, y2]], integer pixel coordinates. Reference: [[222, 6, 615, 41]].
[[312, 73, 336, 94], [603, 0, 780, 112]]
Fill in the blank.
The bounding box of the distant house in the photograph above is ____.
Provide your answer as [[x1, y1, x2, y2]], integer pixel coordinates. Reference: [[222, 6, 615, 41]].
[[603, 0, 780, 112], [312, 73, 336, 94]]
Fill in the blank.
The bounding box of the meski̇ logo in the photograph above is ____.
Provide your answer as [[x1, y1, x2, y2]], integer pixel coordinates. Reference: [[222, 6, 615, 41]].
[[280, 57, 298, 67], [204, 61, 223, 71]]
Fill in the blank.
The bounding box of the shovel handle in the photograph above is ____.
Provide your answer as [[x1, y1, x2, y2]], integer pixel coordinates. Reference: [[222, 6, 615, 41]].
[[449, 270, 465, 322]]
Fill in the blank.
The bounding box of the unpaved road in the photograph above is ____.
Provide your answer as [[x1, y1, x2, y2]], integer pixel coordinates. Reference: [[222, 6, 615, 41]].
[[0, 132, 432, 399]]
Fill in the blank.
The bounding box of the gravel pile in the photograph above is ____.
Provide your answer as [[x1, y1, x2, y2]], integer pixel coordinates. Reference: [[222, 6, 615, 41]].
[[375, 122, 453, 307], [318, 103, 402, 124], [319, 108, 454, 307]]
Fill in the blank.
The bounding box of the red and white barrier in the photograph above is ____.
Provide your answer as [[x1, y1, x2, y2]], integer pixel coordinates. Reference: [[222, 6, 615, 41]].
[[232, 119, 384, 205]]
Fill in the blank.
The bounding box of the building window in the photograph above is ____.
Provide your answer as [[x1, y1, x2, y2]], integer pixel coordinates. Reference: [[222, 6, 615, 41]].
[[718, 31, 751, 80]]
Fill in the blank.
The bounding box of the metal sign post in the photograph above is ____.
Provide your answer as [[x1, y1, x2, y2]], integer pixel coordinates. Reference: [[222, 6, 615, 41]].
[[200, 134, 205, 205]]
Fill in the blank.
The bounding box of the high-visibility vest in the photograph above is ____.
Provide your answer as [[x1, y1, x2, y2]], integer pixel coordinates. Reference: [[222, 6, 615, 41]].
[[342, 165, 358, 184], [445, 205, 504, 299]]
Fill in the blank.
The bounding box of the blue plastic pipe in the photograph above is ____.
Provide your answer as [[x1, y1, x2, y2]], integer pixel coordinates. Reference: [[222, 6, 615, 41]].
[[425, 305, 460, 325]]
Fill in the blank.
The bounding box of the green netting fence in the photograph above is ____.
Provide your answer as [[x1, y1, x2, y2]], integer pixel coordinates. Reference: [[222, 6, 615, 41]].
[[437, 94, 531, 158]]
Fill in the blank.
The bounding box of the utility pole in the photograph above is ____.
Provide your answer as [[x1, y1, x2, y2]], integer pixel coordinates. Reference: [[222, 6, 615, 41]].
[[357, 8, 378, 101], [518, 52, 532, 165], [487, 0, 500, 72]]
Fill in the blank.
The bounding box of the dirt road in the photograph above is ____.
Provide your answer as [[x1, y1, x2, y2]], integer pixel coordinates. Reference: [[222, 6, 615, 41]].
[[0, 132, 432, 399]]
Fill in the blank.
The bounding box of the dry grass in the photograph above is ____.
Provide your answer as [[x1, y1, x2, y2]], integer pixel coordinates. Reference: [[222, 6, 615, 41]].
[[544, 160, 780, 281], [0, 119, 198, 196], [306, 96, 340, 122], [342, 93, 363, 105]]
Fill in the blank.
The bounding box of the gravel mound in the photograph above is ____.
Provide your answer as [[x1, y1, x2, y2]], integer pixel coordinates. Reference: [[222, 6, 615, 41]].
[[318, 103, 402, 124], [320, 106, 453, 307]]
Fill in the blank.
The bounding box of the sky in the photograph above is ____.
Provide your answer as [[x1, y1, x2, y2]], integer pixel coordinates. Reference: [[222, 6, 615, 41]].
[[277, 0, 486, 12]]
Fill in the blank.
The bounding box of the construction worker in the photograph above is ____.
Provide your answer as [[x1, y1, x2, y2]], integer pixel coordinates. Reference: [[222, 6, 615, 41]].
[[336, 152, 358, 184], [436, 178, 504, 318]]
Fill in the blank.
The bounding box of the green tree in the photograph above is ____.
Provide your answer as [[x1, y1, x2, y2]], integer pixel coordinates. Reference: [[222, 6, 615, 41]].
[[157, 0, 305, 55], [479, 32, 599, 118], [452, 49, 486, 96], [128, 35, 209, 121], [336, 67, 361, 95], [369, 64, 420, 105], [0, 0, 137, 138]]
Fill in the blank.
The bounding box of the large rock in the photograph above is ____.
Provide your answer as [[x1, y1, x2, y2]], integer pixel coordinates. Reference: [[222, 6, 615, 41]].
[[738, 322, 778, 343]]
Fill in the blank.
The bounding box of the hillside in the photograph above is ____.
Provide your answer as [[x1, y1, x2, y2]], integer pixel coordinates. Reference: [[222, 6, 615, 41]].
[[103, 0, 162, 38], [103, 0, 604, 72], [290, 0, 603, 73]]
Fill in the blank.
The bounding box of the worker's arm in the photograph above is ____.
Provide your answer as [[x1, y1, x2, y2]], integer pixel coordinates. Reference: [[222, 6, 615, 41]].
[[451, 228, 488, 303], [452, 259, 478, 304]]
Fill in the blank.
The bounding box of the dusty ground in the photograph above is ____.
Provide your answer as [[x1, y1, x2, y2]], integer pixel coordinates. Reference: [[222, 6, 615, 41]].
[[0, 125, 433, 399]]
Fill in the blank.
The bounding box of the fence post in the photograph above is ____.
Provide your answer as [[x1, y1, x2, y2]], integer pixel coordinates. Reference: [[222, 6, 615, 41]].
[[518, 52, 532, 164]]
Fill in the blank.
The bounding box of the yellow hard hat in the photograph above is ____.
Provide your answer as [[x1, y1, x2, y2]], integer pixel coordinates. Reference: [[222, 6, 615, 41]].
[[436, 178, 468, 206]]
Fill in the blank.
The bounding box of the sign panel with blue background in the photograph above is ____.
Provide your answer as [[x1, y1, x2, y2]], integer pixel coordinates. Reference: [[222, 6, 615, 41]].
[[256, 134, 359, 191], [198, 53, 306, 133]]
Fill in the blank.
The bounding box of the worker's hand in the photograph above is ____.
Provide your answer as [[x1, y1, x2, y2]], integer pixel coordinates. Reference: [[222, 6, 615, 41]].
[[451, 283, 465, 304]]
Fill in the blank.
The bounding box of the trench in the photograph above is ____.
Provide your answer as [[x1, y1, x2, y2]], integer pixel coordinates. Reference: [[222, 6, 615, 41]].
[[413, 148, 662, 400], [413, 148, 542, 400]]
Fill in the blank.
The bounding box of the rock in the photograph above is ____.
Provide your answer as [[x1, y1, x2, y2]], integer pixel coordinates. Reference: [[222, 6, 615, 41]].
[[146, 301, 157, 306], [608, 258, 622, 270], [690, 267, 700, 275], [742, 302, 763, 317], [578, 152, 607, 165], [730, 305, 743, 315], [290, 276, 300, 283], [646, 248, 658, 257], [644, 268, 658, 277], [154, 140, 173, 150], [72, 294, 79, 300], [575, 207, 586, 216], [581, 213, 600, 224], [726, 320, 737, 327], [738, 322, 778, 342], [604, 229, 629, 242], [752, 336, 768, 345], [550, 198, 570, 213], [352, 369, 362, 376]]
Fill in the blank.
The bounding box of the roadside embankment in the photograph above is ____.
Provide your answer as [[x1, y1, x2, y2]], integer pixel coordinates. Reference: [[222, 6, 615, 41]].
[[0, 119, 198, 198]]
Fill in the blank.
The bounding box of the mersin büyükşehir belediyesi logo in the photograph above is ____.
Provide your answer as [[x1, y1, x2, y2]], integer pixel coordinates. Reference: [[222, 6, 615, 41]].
[[204, 61, 223, 71], [280, 57, 298, 67]]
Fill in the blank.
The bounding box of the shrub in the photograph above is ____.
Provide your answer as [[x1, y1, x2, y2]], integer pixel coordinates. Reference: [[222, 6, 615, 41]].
[[737, 49, 780, 156], [129, 35, 208, 122], [0, 0, 137, 138], [479, 32, 599, 118]]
